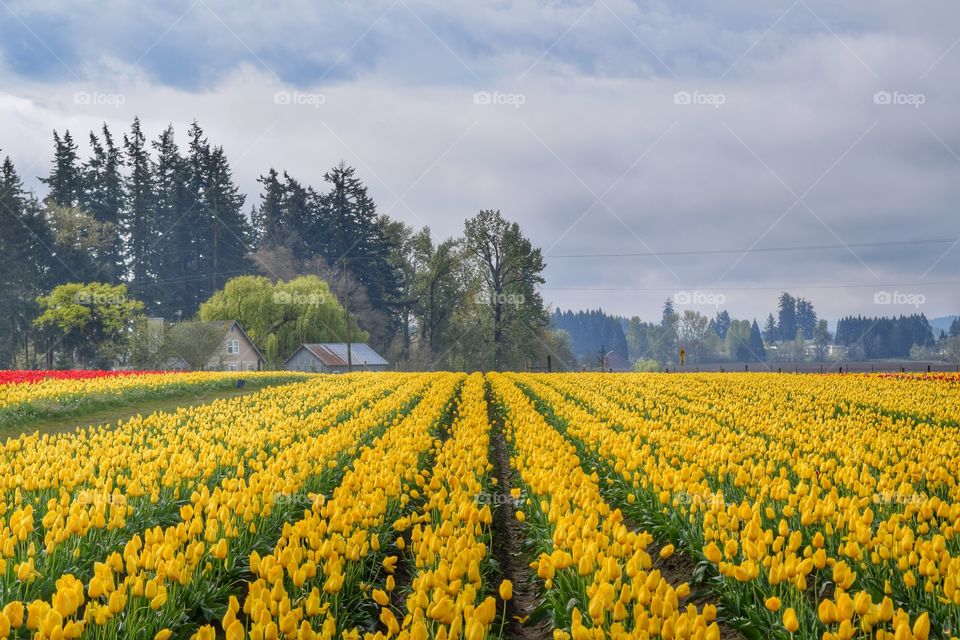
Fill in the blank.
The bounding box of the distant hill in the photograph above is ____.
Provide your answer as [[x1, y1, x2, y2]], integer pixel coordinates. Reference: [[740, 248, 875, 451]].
[[930, 315, 959, 335]]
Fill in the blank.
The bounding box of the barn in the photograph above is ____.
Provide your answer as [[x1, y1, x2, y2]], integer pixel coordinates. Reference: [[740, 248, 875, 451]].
[[282, 343, 390, 373]]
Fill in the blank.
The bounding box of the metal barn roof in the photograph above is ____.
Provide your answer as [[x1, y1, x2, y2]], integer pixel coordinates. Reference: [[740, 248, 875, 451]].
[[295, 343, 389, 367]]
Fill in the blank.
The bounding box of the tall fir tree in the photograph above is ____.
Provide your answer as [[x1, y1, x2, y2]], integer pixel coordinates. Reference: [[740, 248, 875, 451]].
[[151, 124, 199, 315], [0, 155, 53, 366], [748, 319, 767, 361], [202, 145, 252, 300], [40, 130, 83, 208], [124, 117, 155, 302], [777, 292, 797, 342], [316, 162, 402, 341], [82, 125, 126, 279], [251, 168, 287, 248]]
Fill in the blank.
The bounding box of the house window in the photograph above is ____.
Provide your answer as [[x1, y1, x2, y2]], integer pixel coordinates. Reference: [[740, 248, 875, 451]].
[[226, 339, 240, 355]]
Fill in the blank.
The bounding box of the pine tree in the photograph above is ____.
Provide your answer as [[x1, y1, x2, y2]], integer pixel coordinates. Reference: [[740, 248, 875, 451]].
[[316, 162, 402, 342], [777, 293, 797, 342], [124, 117, 155, 303], [41, 130, 83, 208], [748, 319, 766, 362], [151, 124, 198, 315], [0, 155, 53, 366], [796, 298, 817, 339], [763, 313, 777, 342], [202, 145, 252, 300], [251, 168, 287, 247], [82, 125, 125, 279], [656, 298, 679, 364]]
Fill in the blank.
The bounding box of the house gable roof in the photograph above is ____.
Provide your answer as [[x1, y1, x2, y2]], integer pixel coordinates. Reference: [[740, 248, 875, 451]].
[[187, 320, 266, 363], [228, 321, 266, 363]]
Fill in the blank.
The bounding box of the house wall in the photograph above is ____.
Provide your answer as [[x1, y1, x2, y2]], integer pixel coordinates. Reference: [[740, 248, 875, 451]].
[[206, 324, 263, 371]]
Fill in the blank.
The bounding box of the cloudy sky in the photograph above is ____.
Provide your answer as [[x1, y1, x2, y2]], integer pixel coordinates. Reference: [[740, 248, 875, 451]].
[[1, 0, 958, 323]]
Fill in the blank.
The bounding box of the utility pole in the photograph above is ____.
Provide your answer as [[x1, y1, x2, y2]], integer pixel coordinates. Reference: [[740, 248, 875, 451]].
[[342, 258, 353, 372]]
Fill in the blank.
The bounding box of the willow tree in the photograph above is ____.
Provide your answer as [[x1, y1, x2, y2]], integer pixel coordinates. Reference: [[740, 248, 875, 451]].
[[198, 275, 365, 365]]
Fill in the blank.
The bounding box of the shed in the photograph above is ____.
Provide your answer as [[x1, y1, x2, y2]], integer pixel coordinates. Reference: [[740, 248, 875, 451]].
[[283, 343, 390, 373]]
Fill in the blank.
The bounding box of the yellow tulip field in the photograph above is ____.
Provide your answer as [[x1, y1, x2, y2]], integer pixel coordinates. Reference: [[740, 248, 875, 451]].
[[0, 371, 312, 430], [1, 371, 958, 639]]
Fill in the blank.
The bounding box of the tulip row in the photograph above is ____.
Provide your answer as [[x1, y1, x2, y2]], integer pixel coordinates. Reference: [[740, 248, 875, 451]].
[[216, 373, 464, 640], [1, 373, 435, 640], [519, 372, 960, 640], [489, 373, 720, 640], [0, 370, 310, 427], [0, 371, 166, 386], [368, 372, 500, 640], [0, 374, 384, 606]]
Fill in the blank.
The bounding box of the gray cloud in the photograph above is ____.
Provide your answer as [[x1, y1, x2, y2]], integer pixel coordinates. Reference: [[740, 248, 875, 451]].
[[0, 0, 957, 323]]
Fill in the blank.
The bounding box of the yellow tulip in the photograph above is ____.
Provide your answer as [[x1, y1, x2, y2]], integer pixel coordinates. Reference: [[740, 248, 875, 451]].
[[912, 612, 930, 640], [783, 608, 799, 633]]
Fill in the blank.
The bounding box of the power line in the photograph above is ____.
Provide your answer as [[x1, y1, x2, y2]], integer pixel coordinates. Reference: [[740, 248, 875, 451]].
[[543, 280, 960, 292], [546, 238, 957, 259]]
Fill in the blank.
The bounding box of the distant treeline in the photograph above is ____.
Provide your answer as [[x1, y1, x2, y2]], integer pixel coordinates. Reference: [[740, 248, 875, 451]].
[[835, 315, 935, 359], [1, 119, 564, 371], [551, 309, 629, 366], [552, 299, 950, 370]]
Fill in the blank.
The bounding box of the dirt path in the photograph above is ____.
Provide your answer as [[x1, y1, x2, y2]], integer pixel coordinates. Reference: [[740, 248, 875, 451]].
[[488, 388, 549, 640], [0, 385, 269, 440]]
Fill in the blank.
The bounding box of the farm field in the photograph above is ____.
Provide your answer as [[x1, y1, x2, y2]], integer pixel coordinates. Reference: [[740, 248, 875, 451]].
[[0, 371, 311, 434], [0, 372, 958, 640]]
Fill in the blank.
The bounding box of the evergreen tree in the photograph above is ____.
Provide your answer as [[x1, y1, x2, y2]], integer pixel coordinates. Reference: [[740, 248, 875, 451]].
[[550, 308, 629, 367], [748, 319, 766, 362], [763, 313, 777, 342], [0, 155, 53, 366], [280, 172, 312, 259], [251, 168, 288, 248], [777, 292, 797, 342], [316, 162, 402, 343], [82, 125, 125, 279], [150, 125, 194, 313], [40, 130, 83, 208], [124, 117, 155, 302], [835, 314, 934, 358], [202, 145, 252, 300], [655, 298, 679, 364], [796, 298, 817, 339]]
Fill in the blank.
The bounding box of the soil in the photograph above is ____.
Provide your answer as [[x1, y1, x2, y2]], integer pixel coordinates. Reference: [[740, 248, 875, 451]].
[[488, 396, 550, 640]]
